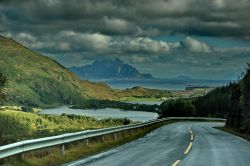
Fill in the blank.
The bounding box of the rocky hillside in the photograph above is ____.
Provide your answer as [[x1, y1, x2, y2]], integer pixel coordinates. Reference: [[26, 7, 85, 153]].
[[0, 36, 117, 107], [70, 59, 153, 79]]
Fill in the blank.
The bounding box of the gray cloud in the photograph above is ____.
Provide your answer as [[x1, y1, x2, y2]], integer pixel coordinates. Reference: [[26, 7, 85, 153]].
[[0, 0, 250, 38], [1, 0, 250, 80], [4, 31, 216, 56], [181, 37, 212, 53]]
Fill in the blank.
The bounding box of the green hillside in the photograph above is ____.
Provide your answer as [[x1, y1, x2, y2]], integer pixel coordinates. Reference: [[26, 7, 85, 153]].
[[0, 36, 179, 107], [0, 36, 117, 107]]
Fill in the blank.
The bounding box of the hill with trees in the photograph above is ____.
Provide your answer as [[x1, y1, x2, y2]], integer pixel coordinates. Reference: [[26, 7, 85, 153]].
[[159, 66, 250, 134], [0, 36, 174, 107], [0, 36, 120, 107]]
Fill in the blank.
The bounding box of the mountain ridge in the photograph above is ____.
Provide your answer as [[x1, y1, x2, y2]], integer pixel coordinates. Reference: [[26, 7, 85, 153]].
[[70, 58, 154, 79]]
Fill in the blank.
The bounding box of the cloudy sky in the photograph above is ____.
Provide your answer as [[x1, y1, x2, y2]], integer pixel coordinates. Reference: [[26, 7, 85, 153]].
[[1, 0, 250, 80]]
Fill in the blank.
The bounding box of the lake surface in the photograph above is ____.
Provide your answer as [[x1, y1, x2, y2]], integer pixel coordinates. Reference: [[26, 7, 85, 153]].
[[123, 101, 162, 105], [41, 106, 158, 122], [89, 78, 231, 90]]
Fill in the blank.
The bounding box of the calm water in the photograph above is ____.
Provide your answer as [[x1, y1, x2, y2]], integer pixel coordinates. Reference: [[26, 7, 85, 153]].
[[41, 106, 158, 122], [124, 101, 162, 105], [90, 78, 230, 90]]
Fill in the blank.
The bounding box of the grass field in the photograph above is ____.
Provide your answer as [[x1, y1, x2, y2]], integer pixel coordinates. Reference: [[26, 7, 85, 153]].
[[0, 109, 132, 145], [119, 96, 163, 102]]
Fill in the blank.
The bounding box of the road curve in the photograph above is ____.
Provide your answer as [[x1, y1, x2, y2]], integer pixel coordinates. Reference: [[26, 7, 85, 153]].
[[180, 123, 250, 166], [65, 122, 250, 166]]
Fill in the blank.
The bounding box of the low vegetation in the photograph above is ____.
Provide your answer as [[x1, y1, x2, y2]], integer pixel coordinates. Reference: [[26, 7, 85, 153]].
[[119, 96, 162, 102], [0, 110, 132, 145], [159, 99, 196, 118], [116, 86, 173, 98], [70, 99, 160, 112]]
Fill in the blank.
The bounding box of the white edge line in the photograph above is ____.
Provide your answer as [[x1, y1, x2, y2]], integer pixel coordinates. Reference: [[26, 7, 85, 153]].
[[184, 142, 193, 155], [172, 159, 181, 166], [191, 134, 194, 141]]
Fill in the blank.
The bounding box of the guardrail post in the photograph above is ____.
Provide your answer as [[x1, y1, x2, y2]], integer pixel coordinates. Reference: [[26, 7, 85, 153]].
[[60, 144, 65, 155], [102, 136, 105, 142], [121, 131, 125, 138], [113, 133, 117, 140], [85, 139, 89, 146], [20, 141, 25, 160], [20, 153, 25, 160], [0, 159, 3, 165], [129, 129, 132, 135]]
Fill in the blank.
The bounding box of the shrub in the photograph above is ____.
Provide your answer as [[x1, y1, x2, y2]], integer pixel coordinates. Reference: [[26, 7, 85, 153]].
[[159, 99, 196, 118]]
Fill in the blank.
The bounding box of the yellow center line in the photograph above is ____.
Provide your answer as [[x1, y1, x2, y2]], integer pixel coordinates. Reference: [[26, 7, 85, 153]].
[[170, 128, 194, 166], [189, 128, 193, 134], [189, 127, 194, 141], [171, 160, 181, 166], [184, 142, 193, 155]]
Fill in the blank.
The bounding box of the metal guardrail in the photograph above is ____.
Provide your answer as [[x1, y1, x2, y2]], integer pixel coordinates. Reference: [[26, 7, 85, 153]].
[[0, 117, 226, 159]]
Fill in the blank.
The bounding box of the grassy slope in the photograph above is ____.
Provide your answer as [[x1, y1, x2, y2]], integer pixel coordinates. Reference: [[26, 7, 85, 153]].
[[0, 36, 118, 106], [79, 80, 117, 100], [0, 109, 129, 145], [116, 86, 173, 98]]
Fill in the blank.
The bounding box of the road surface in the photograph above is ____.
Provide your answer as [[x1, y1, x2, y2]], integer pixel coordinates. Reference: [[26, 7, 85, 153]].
[[65, 122, 250, 166]]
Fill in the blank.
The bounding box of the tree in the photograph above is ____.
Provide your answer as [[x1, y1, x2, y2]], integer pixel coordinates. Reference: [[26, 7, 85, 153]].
[[159, 99, 196, 118], [0, 72, 6, 103], [242, 65, 250, 133], [226, 84, 242, 128]]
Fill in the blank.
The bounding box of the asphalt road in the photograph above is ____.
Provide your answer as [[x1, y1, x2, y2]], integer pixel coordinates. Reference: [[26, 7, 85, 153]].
[[65, 122, 250, 166], [180, 122, 250, 166]]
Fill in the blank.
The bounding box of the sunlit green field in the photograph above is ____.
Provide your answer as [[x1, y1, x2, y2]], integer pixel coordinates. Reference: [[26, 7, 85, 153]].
[[0, 109, 132, 145], [119, 97, 163, 102]]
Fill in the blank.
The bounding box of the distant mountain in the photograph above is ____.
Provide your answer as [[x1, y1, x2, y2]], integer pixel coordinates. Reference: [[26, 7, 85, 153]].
[[69, 59, 154, 79]]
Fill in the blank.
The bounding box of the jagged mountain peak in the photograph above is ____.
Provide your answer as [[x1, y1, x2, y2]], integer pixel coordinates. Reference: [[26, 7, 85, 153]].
[[70, 59, 154, 79]]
